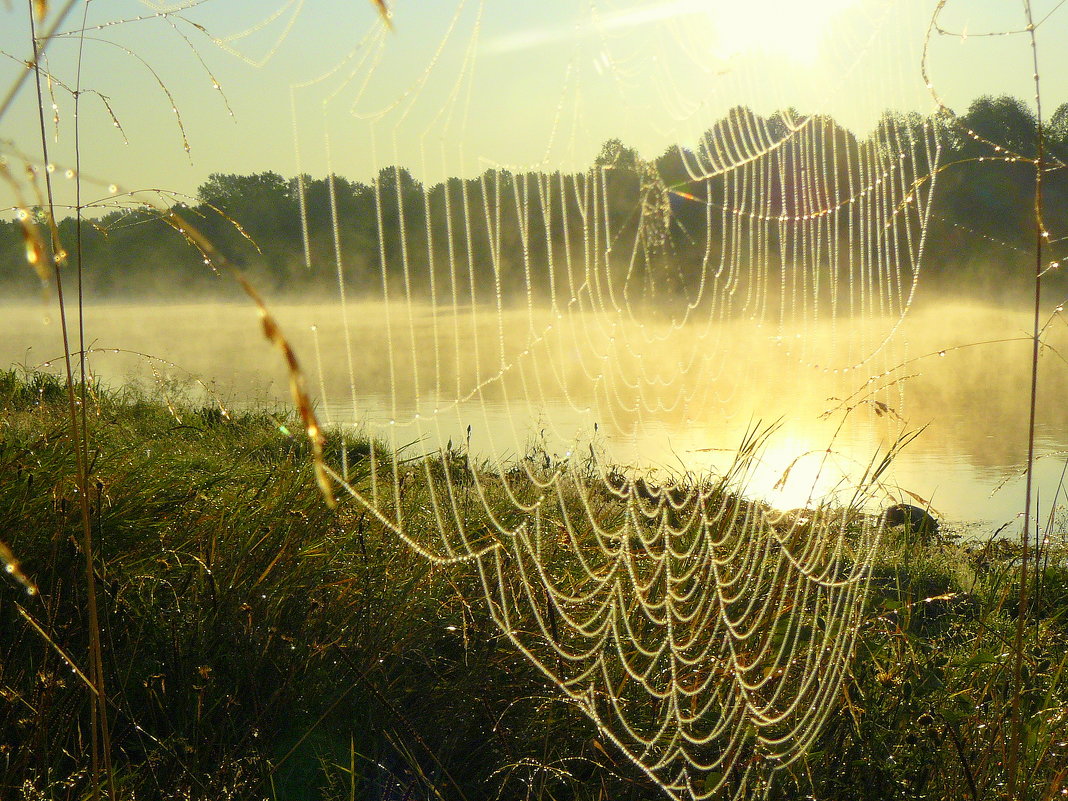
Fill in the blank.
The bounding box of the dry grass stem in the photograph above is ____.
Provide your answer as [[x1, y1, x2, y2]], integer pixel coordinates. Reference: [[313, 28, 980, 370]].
[[0, 540, 37, 595]]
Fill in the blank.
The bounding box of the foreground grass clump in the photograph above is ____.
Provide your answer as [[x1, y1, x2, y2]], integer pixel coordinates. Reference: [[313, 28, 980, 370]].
[[1, 369, 1066, 800], [0, 371, 651, 801], [781, 529, 1068, 801]]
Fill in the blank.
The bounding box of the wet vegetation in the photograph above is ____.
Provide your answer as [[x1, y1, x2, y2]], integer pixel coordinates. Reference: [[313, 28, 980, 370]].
[[1, 371, 1066, 800]]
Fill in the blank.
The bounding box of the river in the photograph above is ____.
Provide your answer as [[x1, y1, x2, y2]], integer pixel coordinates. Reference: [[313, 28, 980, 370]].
[[4, 298, 1067, 533]]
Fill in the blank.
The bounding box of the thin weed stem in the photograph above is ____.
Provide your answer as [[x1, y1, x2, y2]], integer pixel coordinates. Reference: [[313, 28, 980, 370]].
[[1007, 2, 1045, 798], [27, 4, 115, 799]]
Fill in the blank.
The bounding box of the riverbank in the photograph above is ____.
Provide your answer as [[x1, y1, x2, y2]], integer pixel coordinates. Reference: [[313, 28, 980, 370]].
[[1, 370, 1065, 800]]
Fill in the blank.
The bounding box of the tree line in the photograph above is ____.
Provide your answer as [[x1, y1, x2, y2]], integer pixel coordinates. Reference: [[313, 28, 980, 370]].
[[2, 94, 1066, 305]]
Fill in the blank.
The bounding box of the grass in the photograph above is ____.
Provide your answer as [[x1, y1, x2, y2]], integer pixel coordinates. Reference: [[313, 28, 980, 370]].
[[789, 534, 1068, 801], [0, 369, 657, 801], [1, 370, 1066, 801]]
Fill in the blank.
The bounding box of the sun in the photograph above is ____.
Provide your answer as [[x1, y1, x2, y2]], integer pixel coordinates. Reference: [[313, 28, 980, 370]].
[[740, 436, 861, 512], [704, 0, 860, 64]]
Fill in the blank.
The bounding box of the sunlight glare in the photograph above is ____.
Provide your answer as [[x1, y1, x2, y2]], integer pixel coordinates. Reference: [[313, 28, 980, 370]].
[[744, 437, 858, 512], [704, 0, 860, 63]]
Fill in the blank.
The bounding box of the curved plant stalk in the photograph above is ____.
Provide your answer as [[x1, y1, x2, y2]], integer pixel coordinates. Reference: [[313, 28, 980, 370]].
[[168, 210, 337, 508], [0, 0, 78, 120], [0, 50, 129, 142]]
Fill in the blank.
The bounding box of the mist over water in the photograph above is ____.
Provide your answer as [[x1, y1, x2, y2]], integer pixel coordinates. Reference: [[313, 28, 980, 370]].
[[4, 298, 1066, 530]]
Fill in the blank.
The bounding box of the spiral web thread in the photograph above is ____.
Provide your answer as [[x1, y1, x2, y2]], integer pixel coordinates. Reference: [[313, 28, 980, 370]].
[[272, 2, 945, 798]]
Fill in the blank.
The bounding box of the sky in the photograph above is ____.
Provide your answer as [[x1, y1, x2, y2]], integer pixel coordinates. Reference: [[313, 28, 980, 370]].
[[1, 0, 1067, 214]]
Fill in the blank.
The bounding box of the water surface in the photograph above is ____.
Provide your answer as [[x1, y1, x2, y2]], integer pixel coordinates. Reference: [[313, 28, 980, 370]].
[[5, 299, 1067, 532]]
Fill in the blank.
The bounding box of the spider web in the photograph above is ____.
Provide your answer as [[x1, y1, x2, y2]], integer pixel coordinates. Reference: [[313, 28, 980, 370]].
[[278, 2, 940, 798], [2, 1, 943, 798]]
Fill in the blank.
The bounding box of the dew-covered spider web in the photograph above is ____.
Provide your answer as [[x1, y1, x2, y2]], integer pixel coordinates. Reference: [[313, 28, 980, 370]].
[[6, 1, 945, 798], [274, 2, 939, 799]]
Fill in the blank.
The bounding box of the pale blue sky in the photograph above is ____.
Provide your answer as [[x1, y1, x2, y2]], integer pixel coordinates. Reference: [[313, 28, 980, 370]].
[[1, 0, 1066, 213]]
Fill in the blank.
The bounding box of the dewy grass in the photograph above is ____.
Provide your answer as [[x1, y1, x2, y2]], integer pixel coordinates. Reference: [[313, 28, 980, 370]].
[[5, 6, 338, 795], [0, 372, 640, 800], [1, 372, 1066, 801]]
